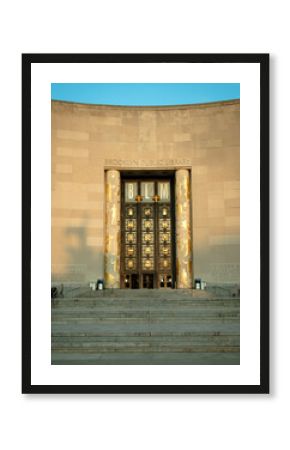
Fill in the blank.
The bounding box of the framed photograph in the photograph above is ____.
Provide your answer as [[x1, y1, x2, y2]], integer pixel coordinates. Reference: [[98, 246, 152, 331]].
[[22, 53, 269, 394]]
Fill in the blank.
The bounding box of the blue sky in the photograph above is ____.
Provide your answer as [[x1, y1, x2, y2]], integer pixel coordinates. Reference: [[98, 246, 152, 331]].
[[51, 83, 240, 106]]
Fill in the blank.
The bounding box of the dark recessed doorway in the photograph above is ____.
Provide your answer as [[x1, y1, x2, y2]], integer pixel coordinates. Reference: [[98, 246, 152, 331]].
[[120, 172, 176, 289]]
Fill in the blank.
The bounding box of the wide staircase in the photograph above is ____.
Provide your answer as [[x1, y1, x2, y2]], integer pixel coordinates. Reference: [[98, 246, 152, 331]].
[[51, 289, 240, 365]]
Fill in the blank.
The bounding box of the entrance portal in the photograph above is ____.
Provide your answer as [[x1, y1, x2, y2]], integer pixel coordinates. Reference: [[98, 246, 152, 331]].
[[121, 174, 176, 289]]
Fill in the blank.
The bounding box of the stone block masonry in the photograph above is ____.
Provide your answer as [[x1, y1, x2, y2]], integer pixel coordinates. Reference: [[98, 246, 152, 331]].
[[51, 100, 240, 285]]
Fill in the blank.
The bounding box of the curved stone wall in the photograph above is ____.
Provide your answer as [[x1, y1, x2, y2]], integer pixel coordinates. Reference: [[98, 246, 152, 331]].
[[51, 100, 240, 285]]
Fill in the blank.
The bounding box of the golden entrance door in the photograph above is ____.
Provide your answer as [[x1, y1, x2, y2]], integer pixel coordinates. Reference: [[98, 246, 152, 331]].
[[121, 176, 176, 289]]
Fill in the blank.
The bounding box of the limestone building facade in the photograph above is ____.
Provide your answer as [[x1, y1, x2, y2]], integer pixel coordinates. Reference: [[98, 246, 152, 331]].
[[51, 99, 240, 289]]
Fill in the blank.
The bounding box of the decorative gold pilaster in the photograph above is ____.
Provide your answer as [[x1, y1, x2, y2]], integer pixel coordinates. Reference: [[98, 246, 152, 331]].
[[104, 170, 121, 288], [175, 169, 193, 288]]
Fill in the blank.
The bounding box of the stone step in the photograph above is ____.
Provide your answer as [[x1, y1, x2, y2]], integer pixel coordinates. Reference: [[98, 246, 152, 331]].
[[52, 298, 240, 308], [54, 317, 239, 326], [52, 303, 240, 314], [59, 288, 210, 299], [52, 334, 239, 343], [52, 322, 239, 335], [52, 308, 239, 318], [52, 314, 239, 324], [52, 344, 239, 353], [51, 292, 240, 364], [51, 352, 240, 365]]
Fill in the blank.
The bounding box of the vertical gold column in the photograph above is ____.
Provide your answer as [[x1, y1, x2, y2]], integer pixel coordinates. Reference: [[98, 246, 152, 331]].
[[104, 170, 121, 288], [175, 169, 193, 288]]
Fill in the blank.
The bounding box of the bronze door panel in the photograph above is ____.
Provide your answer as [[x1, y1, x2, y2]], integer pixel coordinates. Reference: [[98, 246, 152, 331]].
[[121, 178, 175, 289]]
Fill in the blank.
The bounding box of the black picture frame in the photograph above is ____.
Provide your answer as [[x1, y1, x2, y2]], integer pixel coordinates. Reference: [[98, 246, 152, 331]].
[[22, 53, 269, 394]]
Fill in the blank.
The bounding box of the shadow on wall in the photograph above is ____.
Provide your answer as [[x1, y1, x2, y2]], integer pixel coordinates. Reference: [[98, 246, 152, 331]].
[[52, 226, 104, 285], [192, 243, 240, 285], [51, 227, 240, 294]]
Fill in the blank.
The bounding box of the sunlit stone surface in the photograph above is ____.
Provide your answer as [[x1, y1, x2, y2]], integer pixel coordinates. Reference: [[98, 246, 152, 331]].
[[175, 169, 193, 288], [51, 100, 240, 285], [104, 170, 120, 288]]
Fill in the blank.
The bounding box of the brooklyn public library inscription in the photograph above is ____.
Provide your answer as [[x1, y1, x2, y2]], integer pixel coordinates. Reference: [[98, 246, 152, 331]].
[[104, 158, 192, 168]]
